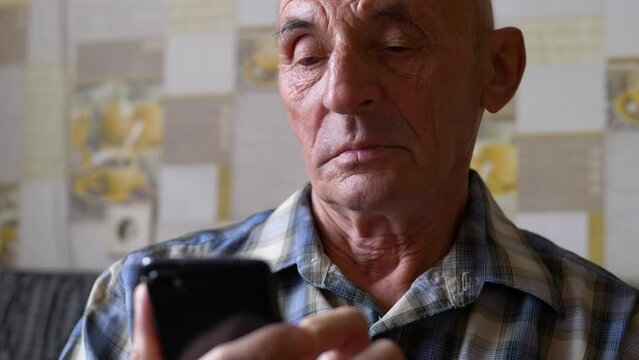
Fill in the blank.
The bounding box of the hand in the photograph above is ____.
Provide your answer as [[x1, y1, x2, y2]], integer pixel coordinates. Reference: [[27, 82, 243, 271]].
[[131, 284, 403, 360], [297, 307, 403, 360]]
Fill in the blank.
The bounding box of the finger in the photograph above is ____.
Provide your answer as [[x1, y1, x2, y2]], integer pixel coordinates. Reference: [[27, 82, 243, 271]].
[[351, 339, 404, 360], [131, 284, 163, 360], [201, 323, 316, 360], [299, 307, 370, 357]]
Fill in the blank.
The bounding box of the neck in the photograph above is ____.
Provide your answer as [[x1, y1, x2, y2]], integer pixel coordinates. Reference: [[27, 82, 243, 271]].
[[311, 178, 469, 312]]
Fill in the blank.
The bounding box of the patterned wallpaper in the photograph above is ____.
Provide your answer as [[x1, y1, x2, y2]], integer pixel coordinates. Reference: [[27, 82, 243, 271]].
[[0, 0, 637, 285]]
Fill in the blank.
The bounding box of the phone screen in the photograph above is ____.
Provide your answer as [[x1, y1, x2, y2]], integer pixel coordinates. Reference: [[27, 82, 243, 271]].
[[139, 257, 282, 360]]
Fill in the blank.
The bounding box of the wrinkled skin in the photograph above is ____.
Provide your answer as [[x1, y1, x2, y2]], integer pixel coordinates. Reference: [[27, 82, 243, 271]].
[[278, 0, 487, 218], [132, 0, 525, 359], [276, 0, 525, 311]]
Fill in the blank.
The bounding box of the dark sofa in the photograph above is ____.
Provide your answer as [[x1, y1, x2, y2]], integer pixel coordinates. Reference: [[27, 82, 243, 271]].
[[0, 269, 636, 360], [0, 270, 98, 360]]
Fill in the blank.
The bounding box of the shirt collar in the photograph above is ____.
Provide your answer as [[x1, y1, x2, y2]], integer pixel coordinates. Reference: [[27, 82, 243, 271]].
[[244, 170, 563, 315], [438, 171, 564, 314], [478, 177, 564, 314]]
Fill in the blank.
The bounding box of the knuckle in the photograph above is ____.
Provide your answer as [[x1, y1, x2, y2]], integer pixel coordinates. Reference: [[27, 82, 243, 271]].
[[338, 306, 368, 327], [376, 339, 404, 359], [201, 345, 234, 360], [129, 346, 145, 360]]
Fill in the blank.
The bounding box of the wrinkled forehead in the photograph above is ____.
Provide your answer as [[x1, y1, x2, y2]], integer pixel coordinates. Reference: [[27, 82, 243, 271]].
[[278, 0, 474, 35], [278, 0, 437, 20]]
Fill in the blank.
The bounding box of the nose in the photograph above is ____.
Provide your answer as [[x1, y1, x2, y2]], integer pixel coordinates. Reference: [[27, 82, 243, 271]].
[[322, 46, 383, 114]]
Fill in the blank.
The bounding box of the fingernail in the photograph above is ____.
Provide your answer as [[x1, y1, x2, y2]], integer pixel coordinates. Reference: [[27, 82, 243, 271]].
[[318, 350, 341, 360]]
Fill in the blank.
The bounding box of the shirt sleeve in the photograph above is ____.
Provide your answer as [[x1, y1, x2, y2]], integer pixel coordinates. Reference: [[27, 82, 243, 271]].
[[621, 299, 639, 360], [58, 319, 84, 360], [59, 260, 132, 360]]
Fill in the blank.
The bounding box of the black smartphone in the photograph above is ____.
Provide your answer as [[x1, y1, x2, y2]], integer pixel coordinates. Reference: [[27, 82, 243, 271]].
[[139, 257, 282, 360]]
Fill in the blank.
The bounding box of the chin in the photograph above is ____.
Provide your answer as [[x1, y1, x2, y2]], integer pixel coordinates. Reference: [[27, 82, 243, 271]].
[[319, 172, 408, 212]]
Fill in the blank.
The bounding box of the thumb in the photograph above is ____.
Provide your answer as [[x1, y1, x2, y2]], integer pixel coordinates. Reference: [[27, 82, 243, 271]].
[[131, 284, 163, 360]]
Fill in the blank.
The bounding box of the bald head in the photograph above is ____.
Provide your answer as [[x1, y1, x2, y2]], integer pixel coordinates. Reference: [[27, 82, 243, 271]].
[[426, 0, 494, 39], [437, 0, 494, 54], [473, 0, 494, 55], [476, 0, 494, 30]]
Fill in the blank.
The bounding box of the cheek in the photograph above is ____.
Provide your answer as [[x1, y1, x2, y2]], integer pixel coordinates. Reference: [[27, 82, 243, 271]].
[[279, 71, 326, 160], [385, 62, 470, 166]]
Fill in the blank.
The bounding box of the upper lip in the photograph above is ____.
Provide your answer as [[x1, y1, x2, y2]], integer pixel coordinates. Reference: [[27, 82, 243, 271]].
[[340, 143, 382, 152], [330, 142, 393, 161], [336, 142, 384, 153], [320, 142, 398, 166]]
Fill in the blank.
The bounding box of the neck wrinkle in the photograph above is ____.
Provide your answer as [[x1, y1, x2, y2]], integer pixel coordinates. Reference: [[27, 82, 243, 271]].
[[309, 178, 469, 311]]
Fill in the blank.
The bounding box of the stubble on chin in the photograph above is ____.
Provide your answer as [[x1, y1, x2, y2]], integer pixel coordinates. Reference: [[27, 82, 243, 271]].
[[314, 166, 407, 212]]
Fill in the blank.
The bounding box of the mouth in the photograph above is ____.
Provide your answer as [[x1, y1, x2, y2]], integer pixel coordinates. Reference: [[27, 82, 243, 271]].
[[331, 144, 398, 165]]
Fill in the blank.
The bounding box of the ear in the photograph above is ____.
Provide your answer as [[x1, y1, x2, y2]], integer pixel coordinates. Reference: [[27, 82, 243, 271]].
[[481, 27, 526, 113]]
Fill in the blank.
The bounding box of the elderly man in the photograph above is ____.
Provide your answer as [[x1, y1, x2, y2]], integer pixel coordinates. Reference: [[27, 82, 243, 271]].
[[62, 0, 639, 359]]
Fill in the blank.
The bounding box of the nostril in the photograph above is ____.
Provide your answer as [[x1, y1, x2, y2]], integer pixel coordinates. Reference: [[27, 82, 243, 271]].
[[361, 99, 373, 106]]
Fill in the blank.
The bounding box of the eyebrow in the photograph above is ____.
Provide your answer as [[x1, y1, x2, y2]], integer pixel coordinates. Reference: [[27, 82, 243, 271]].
[[372, 2, 414, 24], [278, 18, 313, 38], [276, 2, 416, 39]]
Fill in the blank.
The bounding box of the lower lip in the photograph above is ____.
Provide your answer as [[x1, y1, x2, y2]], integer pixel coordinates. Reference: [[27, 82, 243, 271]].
[[335, 147, 389, 163]]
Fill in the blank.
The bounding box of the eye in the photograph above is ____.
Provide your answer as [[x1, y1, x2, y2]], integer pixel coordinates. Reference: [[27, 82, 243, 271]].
[[384, 45, 411, 54], [291, 35, 327, 68], [298, 56, 322, 67]]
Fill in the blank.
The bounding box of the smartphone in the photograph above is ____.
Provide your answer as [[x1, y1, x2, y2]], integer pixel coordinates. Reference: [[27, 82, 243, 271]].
[[139, 257, 282, 360]]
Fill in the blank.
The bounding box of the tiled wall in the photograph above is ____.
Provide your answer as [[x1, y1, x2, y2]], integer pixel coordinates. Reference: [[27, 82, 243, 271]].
[[0, 0, 637, 284], [493, 0, 639, 283]]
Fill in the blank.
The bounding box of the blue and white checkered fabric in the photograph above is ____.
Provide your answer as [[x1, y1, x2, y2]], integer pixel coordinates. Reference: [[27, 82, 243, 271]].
[[61, 171, 639, 359]]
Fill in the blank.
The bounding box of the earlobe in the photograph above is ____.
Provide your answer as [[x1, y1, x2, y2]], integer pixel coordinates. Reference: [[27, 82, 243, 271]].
[[481, 27, 526, 113]]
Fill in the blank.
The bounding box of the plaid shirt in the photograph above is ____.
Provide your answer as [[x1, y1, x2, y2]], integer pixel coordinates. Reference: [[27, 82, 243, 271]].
[[61, 171, 639, 359]]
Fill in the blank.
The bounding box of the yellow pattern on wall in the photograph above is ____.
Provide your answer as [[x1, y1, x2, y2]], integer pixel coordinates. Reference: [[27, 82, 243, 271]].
[[217, 164, 232, 222], [588, 212, 605, 266]]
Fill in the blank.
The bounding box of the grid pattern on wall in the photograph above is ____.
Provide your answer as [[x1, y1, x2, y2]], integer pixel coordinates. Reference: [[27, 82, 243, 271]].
[[0, 0, 637, 284]]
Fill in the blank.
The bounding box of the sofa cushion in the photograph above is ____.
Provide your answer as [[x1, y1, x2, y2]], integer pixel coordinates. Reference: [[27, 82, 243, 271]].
[[0, 270, 98, 360]]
